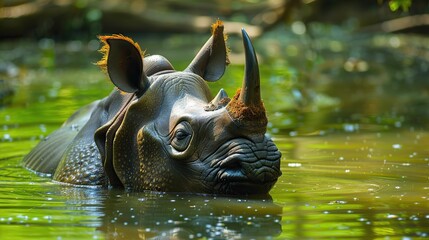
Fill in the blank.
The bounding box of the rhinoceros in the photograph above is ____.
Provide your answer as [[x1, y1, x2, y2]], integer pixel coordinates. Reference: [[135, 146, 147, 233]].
[[23, 21, 282, 195]]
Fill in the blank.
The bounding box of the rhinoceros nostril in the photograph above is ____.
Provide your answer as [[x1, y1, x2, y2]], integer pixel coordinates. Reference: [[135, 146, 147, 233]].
[[227, 161, 241, 170], [219, 155, 242, 169]]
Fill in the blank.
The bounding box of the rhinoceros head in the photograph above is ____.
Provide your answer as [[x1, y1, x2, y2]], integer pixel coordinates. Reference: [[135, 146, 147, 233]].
[[94, 21, 281, 195]]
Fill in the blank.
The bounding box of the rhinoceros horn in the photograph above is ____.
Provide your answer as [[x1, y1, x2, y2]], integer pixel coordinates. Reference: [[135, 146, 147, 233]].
[[226, 29, 267, 133], [240, 28, 262, 106]]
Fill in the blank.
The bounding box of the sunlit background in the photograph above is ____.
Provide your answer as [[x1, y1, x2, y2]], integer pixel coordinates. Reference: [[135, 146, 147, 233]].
[[1, 0, 429, 239]]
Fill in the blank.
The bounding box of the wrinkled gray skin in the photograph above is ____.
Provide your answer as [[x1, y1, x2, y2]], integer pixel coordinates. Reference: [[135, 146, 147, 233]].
[[23, 26, 282, 195]]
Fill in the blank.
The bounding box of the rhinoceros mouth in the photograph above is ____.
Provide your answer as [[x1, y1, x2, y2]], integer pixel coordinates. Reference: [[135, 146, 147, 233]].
[[216, 180, 278, 195], [215, 169, 279, 195], [202, 137, 282, 195]]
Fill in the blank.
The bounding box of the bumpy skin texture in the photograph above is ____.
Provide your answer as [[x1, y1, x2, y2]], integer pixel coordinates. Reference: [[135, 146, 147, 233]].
[[22, 21, 282, 195]]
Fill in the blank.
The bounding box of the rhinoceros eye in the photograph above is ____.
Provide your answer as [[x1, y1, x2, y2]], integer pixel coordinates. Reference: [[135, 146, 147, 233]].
[[171, 122, 192, 152]]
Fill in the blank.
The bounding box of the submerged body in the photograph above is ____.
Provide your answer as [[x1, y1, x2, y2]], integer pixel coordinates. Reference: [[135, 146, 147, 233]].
[[23, 21, 282, 195]]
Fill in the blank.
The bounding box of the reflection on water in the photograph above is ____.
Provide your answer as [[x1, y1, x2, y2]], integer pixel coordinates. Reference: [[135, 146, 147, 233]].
[[97, 191, 281, 239], [0, 156, 282, 239], [1, 129, 428, 239], [1, 28, 429, 239], [276, 131, 429, 239]]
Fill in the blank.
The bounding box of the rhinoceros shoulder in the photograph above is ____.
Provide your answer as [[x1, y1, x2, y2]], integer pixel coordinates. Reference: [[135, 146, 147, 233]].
[[22, 100, 100, 176], [50, 90, 135, 187]]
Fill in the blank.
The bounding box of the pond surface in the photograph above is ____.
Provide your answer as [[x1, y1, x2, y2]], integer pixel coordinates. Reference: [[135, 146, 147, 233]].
[[1, 28, 429, 239]]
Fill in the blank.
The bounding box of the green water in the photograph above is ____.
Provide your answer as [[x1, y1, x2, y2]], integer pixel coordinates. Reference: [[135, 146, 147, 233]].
[[1, 29, 429, 239]]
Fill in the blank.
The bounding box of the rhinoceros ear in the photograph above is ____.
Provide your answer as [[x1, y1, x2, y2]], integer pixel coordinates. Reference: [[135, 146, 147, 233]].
[[185, 20, 229, 82], [97, 35, 149, 95]]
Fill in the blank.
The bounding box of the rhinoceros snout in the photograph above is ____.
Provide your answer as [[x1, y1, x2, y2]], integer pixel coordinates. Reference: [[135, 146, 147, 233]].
[[204, 137, 281, 195]]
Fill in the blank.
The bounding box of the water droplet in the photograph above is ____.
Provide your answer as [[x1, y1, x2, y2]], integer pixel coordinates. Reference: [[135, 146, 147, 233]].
[[288, 163, 302, 167], [392, 144, 402, 149], [2, 133, 12, 141], [343, 123, 359, 132]]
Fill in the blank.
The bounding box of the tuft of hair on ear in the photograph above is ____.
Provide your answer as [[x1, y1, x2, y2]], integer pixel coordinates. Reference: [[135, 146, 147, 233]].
[[95, 34, 145, 73], [211, 19, 230, 66]]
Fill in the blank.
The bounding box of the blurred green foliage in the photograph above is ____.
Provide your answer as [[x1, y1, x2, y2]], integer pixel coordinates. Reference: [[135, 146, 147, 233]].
[[381, 0, 413, 11]]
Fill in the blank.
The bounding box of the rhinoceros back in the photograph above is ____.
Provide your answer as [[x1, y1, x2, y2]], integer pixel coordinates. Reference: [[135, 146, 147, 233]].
[[22, 101, 100, 175], [23, 90, 133, 186]]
